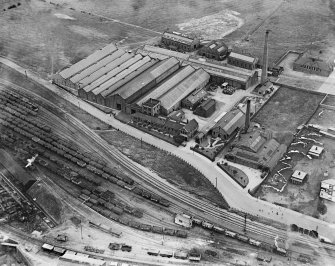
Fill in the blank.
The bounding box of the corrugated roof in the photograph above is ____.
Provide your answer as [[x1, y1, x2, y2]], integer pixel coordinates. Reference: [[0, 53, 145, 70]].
[[214, 110, 245, 135], [60, 43, 117, 79], [102, 59, 158, 98], [163, 32, 194, 45], [142, 45, 190, 60], [91, 55, 148, 95], [70, 50, 125, 83], [83, 54, 143, 92], [115, 58, 179, 100], [136, 49, 169, 60], [229, 52, 257, 64], [159, 68, 210, 111], [136, 65, 195, 106], [60, 253, 105, 265], [184, 88, 207, 104], [80, 52, 133, 89], [198, 98, 216, 111]]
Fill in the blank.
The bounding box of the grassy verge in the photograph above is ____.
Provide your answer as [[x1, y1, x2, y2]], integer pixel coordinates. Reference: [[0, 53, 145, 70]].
[[97, 130, 229, 209]]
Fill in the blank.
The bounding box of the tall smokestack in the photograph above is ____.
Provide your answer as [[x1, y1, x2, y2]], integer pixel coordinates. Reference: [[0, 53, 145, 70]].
[[244, 99, 251, 133], [261, 30, 270, 84]]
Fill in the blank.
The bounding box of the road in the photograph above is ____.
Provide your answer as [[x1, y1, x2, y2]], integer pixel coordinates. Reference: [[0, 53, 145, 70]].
[[1, 58, 335, 247]]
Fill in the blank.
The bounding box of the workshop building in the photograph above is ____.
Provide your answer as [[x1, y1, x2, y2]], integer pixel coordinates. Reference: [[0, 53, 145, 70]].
[[293, 53, 333, 77], [159, 68, 210, 115], [161, 31, 200, 52], [174, 214, 192, 228], [227, 52, 259, 70], [183, 58, 258, 90], [198, 40, 228, 61], [194, 98, 216, 118], [142, 98, 161, 116], [211, 110, 245, 139], [182, 88, 207, 110]]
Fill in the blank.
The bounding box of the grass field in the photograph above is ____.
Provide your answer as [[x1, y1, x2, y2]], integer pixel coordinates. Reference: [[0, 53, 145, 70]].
[[252, 87, 324, 145], [97, 130, 229, 209]]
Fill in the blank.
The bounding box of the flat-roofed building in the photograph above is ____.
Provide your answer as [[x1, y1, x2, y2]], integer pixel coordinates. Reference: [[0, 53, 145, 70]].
[[183, 58, 258, 90], [161, 31, 200, 52], [308, 145, 324, 158], [320, 179, 335, 202], [227, 52, 259, 70], [142, 98, 161, 116], [109, 57, 180, 113], [174, 214, 192, 228], [211, 110, 245, 139], [291, 170, 307, 185], [53, 43, 117, 92], [198, 40, 228, 61], [159, 68, 210, 115], [182, 88, 207, 110]]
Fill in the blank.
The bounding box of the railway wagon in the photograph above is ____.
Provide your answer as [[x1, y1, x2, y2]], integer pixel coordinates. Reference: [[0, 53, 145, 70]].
[[174, 251, 188, 260], [202, 221, 214, 229], [224, 230, 237, 238], [213, 225, 225, 234], [188, 251, 201, 262], [249, 239, 262, 247], [147, 249, 159, 256], [152, 226, 164, 234], [121, 244, 132, 252], [159, 250, 173, 258], [175, 230, 187, 238], [273, 246, 287, 256], [236, 234, 249, 243]]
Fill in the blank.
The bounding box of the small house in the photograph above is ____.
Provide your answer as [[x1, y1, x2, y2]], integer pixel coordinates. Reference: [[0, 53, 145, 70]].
[[290, 170, 307, 185]]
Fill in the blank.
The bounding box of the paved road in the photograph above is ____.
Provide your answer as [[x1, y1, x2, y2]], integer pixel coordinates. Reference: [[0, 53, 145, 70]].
[[1, 57, 335, 242]]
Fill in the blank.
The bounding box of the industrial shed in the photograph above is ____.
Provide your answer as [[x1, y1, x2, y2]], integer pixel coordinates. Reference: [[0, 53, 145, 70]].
[[183, 58, 258, 90], [58, 253, 106, 266], [135, 65, 196, 109], [227, 52, 259, 70], [159, 68, 210, 115], [53, 43, 117, 92], [194, 98, 216, 118], [198, 40, 228, 61], [161, 31, 200, 52], [182, 88, 207, 110], [108, 57, 180, 113], [211, 110, 245, 139]]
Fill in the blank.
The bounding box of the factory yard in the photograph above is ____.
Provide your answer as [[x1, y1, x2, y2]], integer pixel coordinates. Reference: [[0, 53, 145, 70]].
[[252, 86, 324, 145]]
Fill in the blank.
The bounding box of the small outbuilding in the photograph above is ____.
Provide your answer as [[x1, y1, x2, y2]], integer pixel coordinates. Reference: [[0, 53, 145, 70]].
[[308, 145, 324, 158], [194, 98, 216, 118], [174, 214, 192, 228], [290, 170, 307, 185]]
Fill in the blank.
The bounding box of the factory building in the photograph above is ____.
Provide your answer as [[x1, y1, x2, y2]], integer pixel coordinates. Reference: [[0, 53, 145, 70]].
[[183, 58, 258, 90], [198, 40, 228, 61], [211, 110, 245, 139], [293, 53, 333, 77], [194, 98, 216, 118], [53, 43, 118, 92], [227, 52, 259, 70], [182, 88, 207, 110], [142, 98, 161, 116], [161, 31, 200, 52], [137, 45, 190, 61], [320, 179, 335, 202], [159, 68, 210, 115], [134, 65, 196, 110], [109, 57, 180, 113], [225, 130, 287, 171]]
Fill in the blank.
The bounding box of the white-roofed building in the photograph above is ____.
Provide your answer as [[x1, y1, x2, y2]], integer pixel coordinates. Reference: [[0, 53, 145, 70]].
[[320, 179, 335, 202], [174, 214, 192, 228], [227, 52, 259, 70], [139, 45, 190, 61], [308, 145, 324, 158]]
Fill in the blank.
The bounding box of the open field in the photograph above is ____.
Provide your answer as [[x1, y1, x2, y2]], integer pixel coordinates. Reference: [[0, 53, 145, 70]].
[[252, 86, 324, 145], [97, 130, 228, 209]]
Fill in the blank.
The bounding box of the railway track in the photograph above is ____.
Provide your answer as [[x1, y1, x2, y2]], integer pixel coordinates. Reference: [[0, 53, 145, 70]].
[[0, 79, 332, 254]]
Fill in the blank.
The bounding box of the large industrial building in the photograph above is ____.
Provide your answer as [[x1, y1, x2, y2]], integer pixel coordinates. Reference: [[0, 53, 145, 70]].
[[198, 40, 228, 61], [182, 58, 258, 90], [161, 31, 200, 52], [227, 52, 259, 70]]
